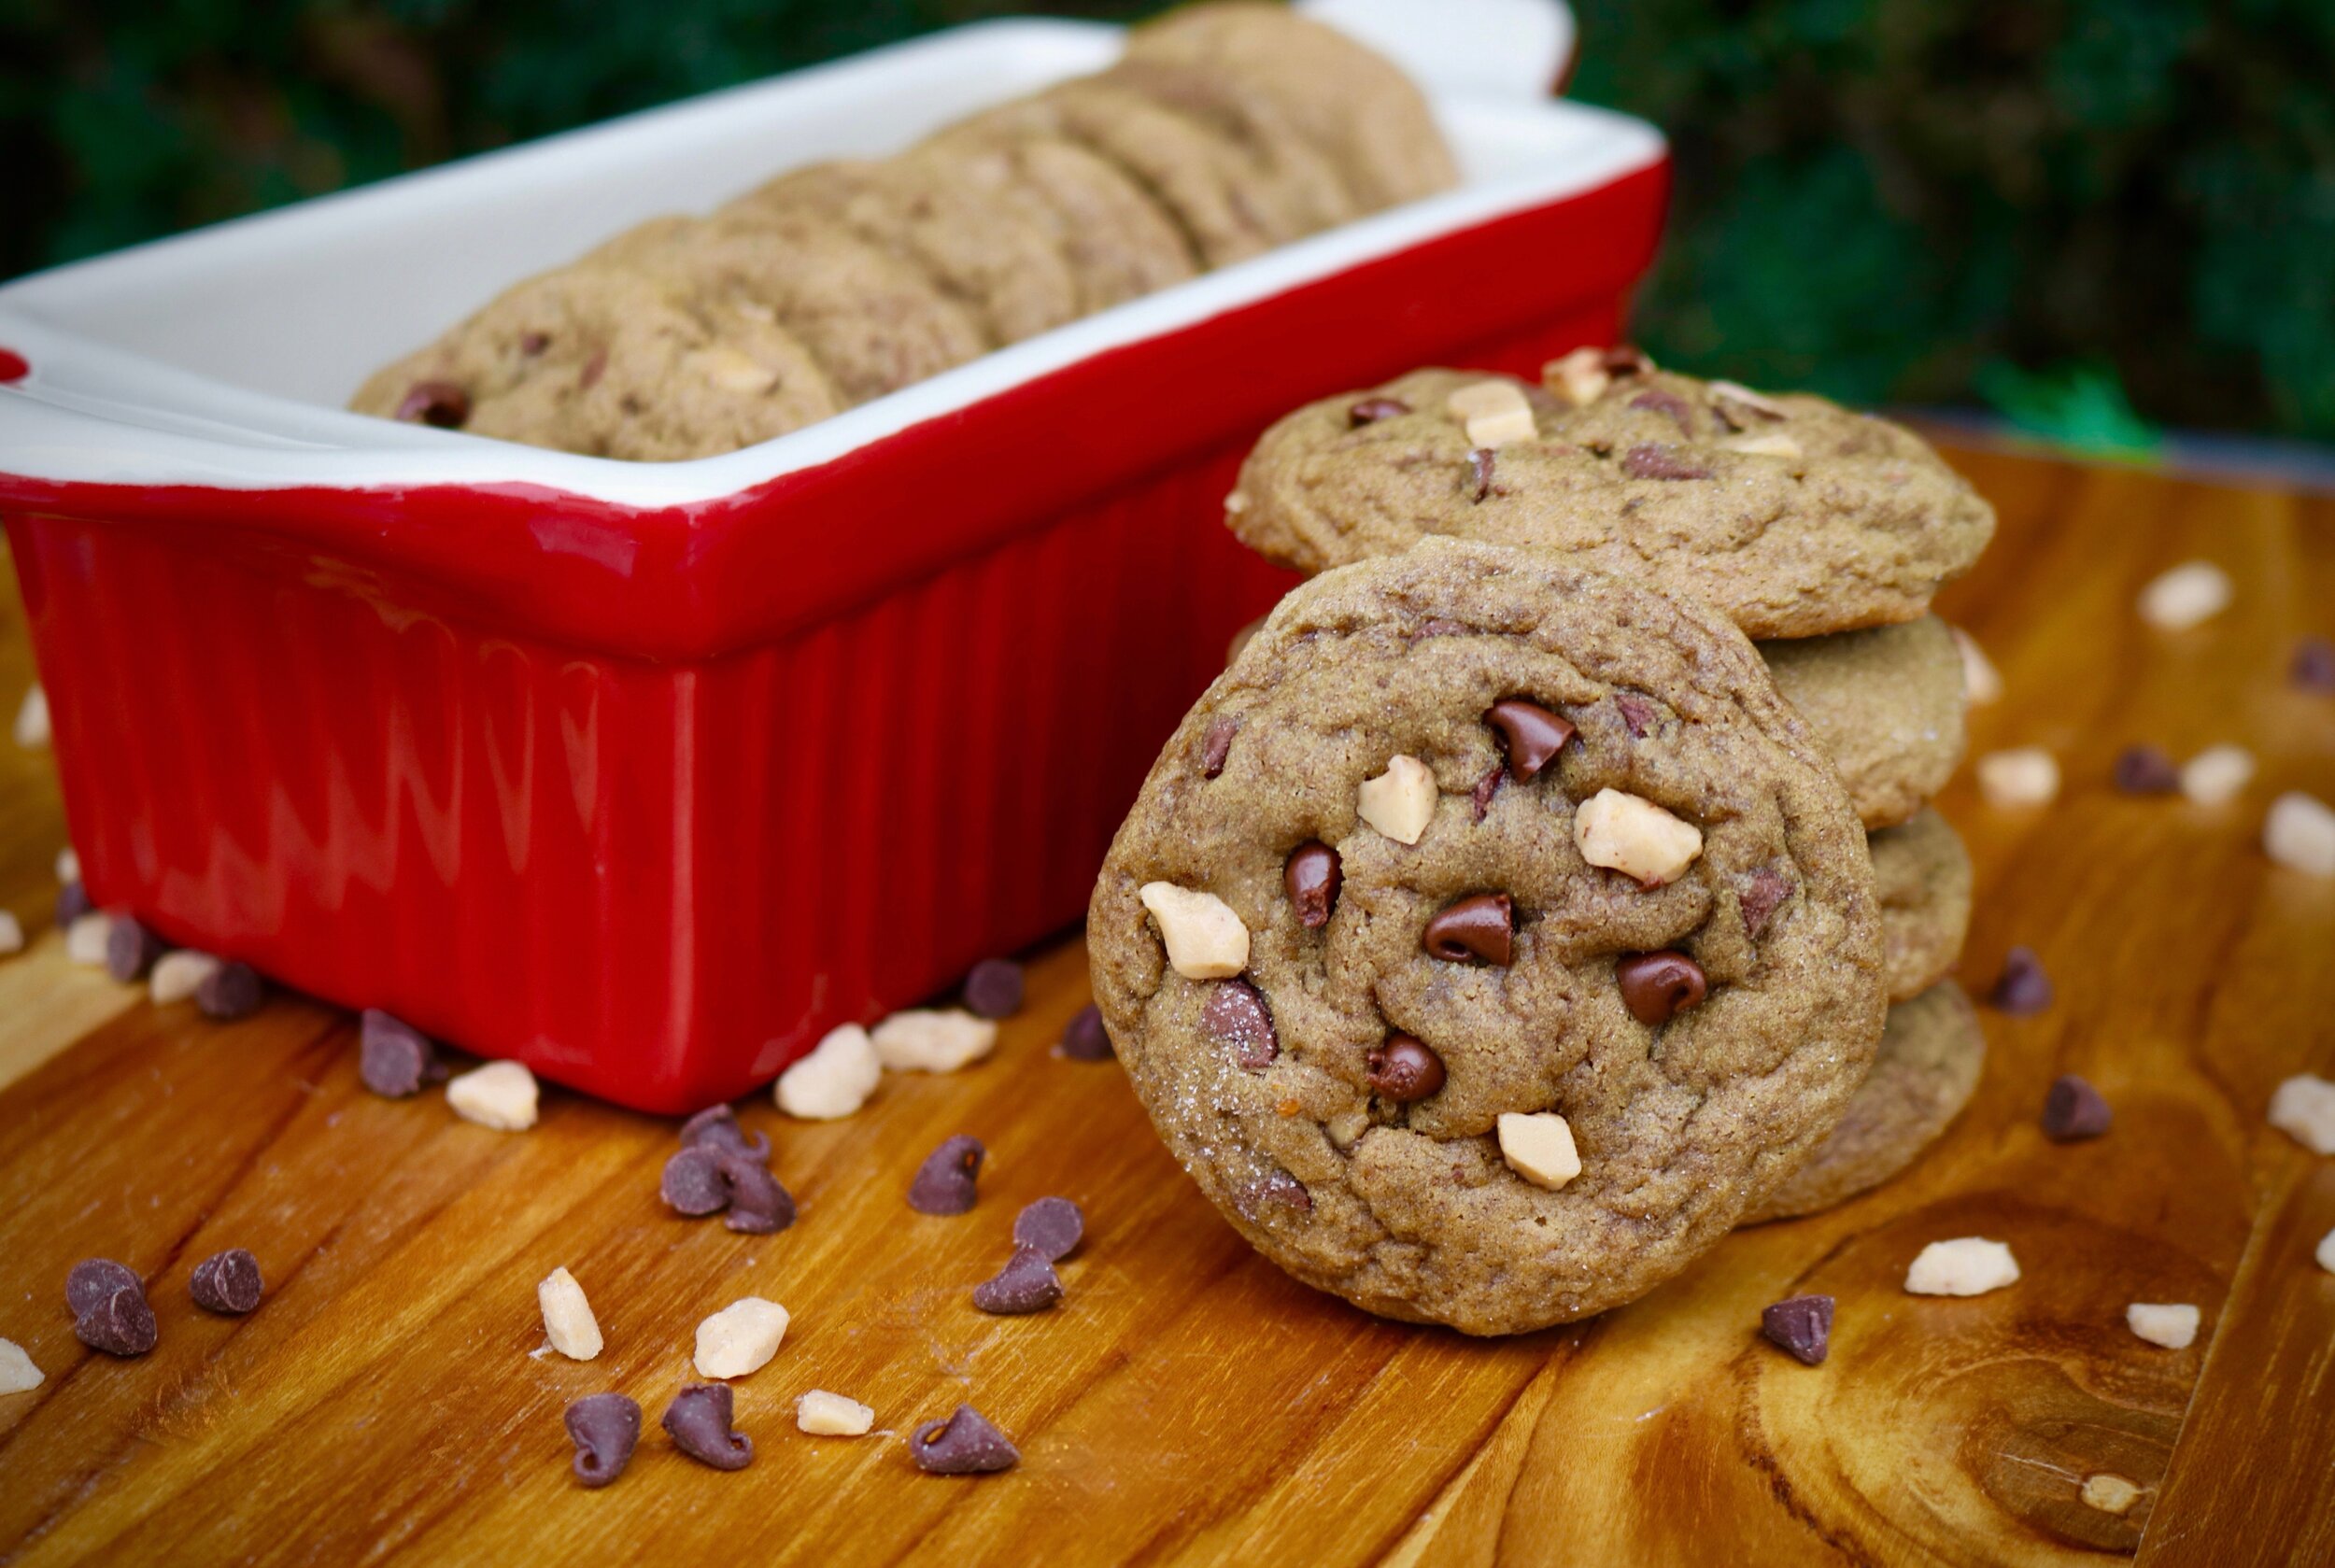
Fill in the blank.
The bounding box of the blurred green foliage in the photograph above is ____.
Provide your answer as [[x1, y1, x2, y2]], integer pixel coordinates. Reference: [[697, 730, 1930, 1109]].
[[3, 0, 2329, 442]]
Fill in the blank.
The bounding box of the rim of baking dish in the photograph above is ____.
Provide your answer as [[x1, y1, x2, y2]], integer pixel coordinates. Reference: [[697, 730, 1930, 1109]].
[[0, 10, 1656, 513]]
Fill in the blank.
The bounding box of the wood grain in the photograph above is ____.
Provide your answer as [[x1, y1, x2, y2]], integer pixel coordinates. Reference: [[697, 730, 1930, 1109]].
[[0, 445, 2331, 1566]]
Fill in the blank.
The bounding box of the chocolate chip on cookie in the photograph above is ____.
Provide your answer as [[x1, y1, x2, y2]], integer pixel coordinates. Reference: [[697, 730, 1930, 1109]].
[[1350, 397, 1409, 427], [1422, 894, 1513, 966], [1484, 699, 1574, 783], [1614, 952, 1707, 1025], [1088, 541, 1885, 1333], [1200, 978, 1278, 1069], [1284, 841, 1342, 928]]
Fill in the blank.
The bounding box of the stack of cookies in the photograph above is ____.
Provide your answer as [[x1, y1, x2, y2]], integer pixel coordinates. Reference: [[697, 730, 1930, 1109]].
[[350, 3, 1456, 459], [1088, 351, 1993, 1334]]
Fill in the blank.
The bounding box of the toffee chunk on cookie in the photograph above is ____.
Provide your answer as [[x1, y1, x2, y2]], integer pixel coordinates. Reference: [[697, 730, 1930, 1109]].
[[1225, 367, 1995, 639], [1088, 541, 1886, 1334]]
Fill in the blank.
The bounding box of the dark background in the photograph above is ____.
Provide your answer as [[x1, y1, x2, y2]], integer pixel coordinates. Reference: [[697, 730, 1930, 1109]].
[[5, 0, 2329, 450]]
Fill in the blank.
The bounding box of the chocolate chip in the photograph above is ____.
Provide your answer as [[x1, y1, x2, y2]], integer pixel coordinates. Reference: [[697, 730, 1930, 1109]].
[[718, 1152, 797, 1235], [56, 881, 92, 925], [1468, 446, 1495, 503], [2291, 636, 2335, 693], [1988, 946, 2053, 1015], [577, 351, 607, 391], [394, 380, 470, 428], [195, 961, 264, 1021], [1615, 951, 1708, 1025], [565, 1392, 641, 1488], [2042, 1075, 2113, 1141], [105, 915, 163, 982], [1200, 978, 1277, 1069], [2113, 744, 2180, 795], [1614, 692, 1657, 738], [971, 1247, 1064, 1315], [75, 1284, 158, 1358], [1252, 1168, 1312, 1212], [909, 1135, 985, 1215], [519, 331, 551, 357], [1284, 841, 1342, 929], [1602, 346, 1654, 376], [1740, 869, 1793, 935], [359, 1009, 444, 1098], [1470, 765, 1505, 822], [1012, 1196, 1084, 1261], [1366, 1034, 1446, 1102], [1484, 699, 1575, 783], [1059, 1003, 1113, 1061], [1630, 387, 1695, 435], [1761, 1294, 1833, 1365], [663, 1383, 753, 1471], [660, 1146, 730, 1216], [1348, 397, 1409, 426], [680, 1103, 770, 1162], [1621, 444, 1710, 481], [66, 1258, 141, 1319], [963, 957, 1025, 1019], [912, 1404, 1019, 1475], [1200, 714, 1238, 779], [189, 1248, 262, 1315], [1422, 894, 1514, 966]]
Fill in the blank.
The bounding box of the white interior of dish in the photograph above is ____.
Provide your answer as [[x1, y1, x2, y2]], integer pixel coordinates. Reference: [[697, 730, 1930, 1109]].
[[0, 0, 1662, 508]]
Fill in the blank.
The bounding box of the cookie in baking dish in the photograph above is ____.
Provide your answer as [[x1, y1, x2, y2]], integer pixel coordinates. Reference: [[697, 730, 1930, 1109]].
[[1088, 539, 1886, 1334], [1225, 362, 1996, 639], [349, 264, 842, 460]]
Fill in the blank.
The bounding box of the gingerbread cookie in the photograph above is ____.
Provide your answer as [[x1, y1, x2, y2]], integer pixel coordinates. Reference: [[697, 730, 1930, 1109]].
[[1870, 808, 1973, 1004], [1761, 614, 1967, 829], [1225, 363, 1995, 638], [1742, 981, 1983, 1223], [1089, 539, 1886, 1334], [349, 264, 842, 460]]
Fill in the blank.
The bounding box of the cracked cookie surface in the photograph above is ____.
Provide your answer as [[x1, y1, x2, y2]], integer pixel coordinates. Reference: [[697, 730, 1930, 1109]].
[[1226, 365, 1995, 639], [1088, 540, 1886, 1334], [1742, 980, 1983, 1223]]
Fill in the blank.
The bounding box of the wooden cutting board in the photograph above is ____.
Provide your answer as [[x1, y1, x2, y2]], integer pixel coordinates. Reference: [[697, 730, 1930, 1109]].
[[1, 444, 2330, 1566]]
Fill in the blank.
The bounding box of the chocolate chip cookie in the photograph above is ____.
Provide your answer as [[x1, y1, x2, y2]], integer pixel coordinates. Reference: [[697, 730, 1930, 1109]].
[[1870, 808, 1973, 1003], [947, 76, 1301, 268], [918, 132, 1198, 314], [349, 265, 842, 460], [1742, 981, 1983, 1223], [590, 209, 987, 407], [1089, 539, 1886, 1335], [1226, 364, 1996, 638], [728, 147, 1083, 348], [1125, 2, 1458, 209], [1761, 615, 1967, 828]]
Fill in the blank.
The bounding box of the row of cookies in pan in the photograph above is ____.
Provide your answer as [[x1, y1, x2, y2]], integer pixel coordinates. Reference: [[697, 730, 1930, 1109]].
[[1227, 351, 1994, 1223], [350, 3, 1457, 460]]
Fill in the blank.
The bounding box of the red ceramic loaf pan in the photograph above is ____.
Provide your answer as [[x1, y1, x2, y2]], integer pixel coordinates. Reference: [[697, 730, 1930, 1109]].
[[0, 1, 1665, 1111]]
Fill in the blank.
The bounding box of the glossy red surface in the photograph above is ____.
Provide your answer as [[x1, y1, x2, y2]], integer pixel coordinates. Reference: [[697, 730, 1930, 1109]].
[[3, 160, 1666, 1111]]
